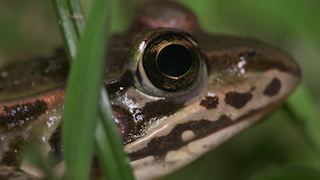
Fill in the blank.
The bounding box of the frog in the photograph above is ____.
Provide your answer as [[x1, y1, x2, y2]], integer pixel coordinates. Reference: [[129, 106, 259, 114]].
[[0, 1, 301, 180]]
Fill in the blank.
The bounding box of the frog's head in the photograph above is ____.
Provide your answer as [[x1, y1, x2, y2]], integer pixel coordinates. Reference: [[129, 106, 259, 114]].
[[105, 1, 301, 179]]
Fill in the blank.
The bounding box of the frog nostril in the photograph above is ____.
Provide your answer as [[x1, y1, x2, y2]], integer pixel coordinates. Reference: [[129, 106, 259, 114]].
[[157, 44, 193, 77]]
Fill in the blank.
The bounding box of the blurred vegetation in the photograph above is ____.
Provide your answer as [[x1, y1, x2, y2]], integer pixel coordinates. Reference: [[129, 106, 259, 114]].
[[0, 0, 319, 180]]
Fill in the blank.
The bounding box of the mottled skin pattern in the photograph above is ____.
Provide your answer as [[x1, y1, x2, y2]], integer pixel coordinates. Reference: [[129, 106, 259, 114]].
[[0, 1, 300, 180]]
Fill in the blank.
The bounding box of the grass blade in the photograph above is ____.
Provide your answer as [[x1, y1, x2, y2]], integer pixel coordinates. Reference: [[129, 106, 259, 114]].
[[95, 117, 123, 180], [52, 0, 78, 60], [66, 0, 86, 38], [53, 0, 135, 179], [61, 0, 111, 179]]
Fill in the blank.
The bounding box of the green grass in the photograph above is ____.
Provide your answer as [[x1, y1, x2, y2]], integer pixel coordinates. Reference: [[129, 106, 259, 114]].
[[52, 0, 134, 179], [0, 1, 319, 180]]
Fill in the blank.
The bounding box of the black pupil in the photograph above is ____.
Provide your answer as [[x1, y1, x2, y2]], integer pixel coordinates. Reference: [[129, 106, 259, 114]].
[[157, 44, 193, 77]]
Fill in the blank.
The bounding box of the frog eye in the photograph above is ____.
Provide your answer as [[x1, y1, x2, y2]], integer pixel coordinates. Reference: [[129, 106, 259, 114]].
[[140, 30, 201, 92]]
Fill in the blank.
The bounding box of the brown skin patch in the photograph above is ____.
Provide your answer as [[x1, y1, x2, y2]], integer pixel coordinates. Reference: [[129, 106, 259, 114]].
[[129, 1, 201, 33], [225, 92, 252, 109], [0, 48, 69, 101], [263, 78, 281, 97], [0, 100, 48, 130], [0, 136, 25, 167], [129, 114, 233, 161], [200, 96, 219, 109], [112, 105, 130, 140]]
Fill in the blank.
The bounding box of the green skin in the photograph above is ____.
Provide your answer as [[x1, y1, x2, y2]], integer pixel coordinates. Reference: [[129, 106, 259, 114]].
[[0, 1, 300, 180]]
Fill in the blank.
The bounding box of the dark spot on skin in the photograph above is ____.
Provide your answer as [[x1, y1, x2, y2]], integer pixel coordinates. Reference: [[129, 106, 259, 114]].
[[263, 78, 281, 97], [0, 136, 25, 167], [0, 100, 47, 130], [129, 114, 233, 161], [200, 96, 219, 109], [140, 99, 184, 123], [47, 125, 62, 167], [225, 92, 252, 109]]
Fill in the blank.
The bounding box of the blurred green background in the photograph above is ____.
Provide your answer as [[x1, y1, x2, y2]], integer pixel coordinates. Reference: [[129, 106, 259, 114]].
[[0, 0, 320, 179]]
